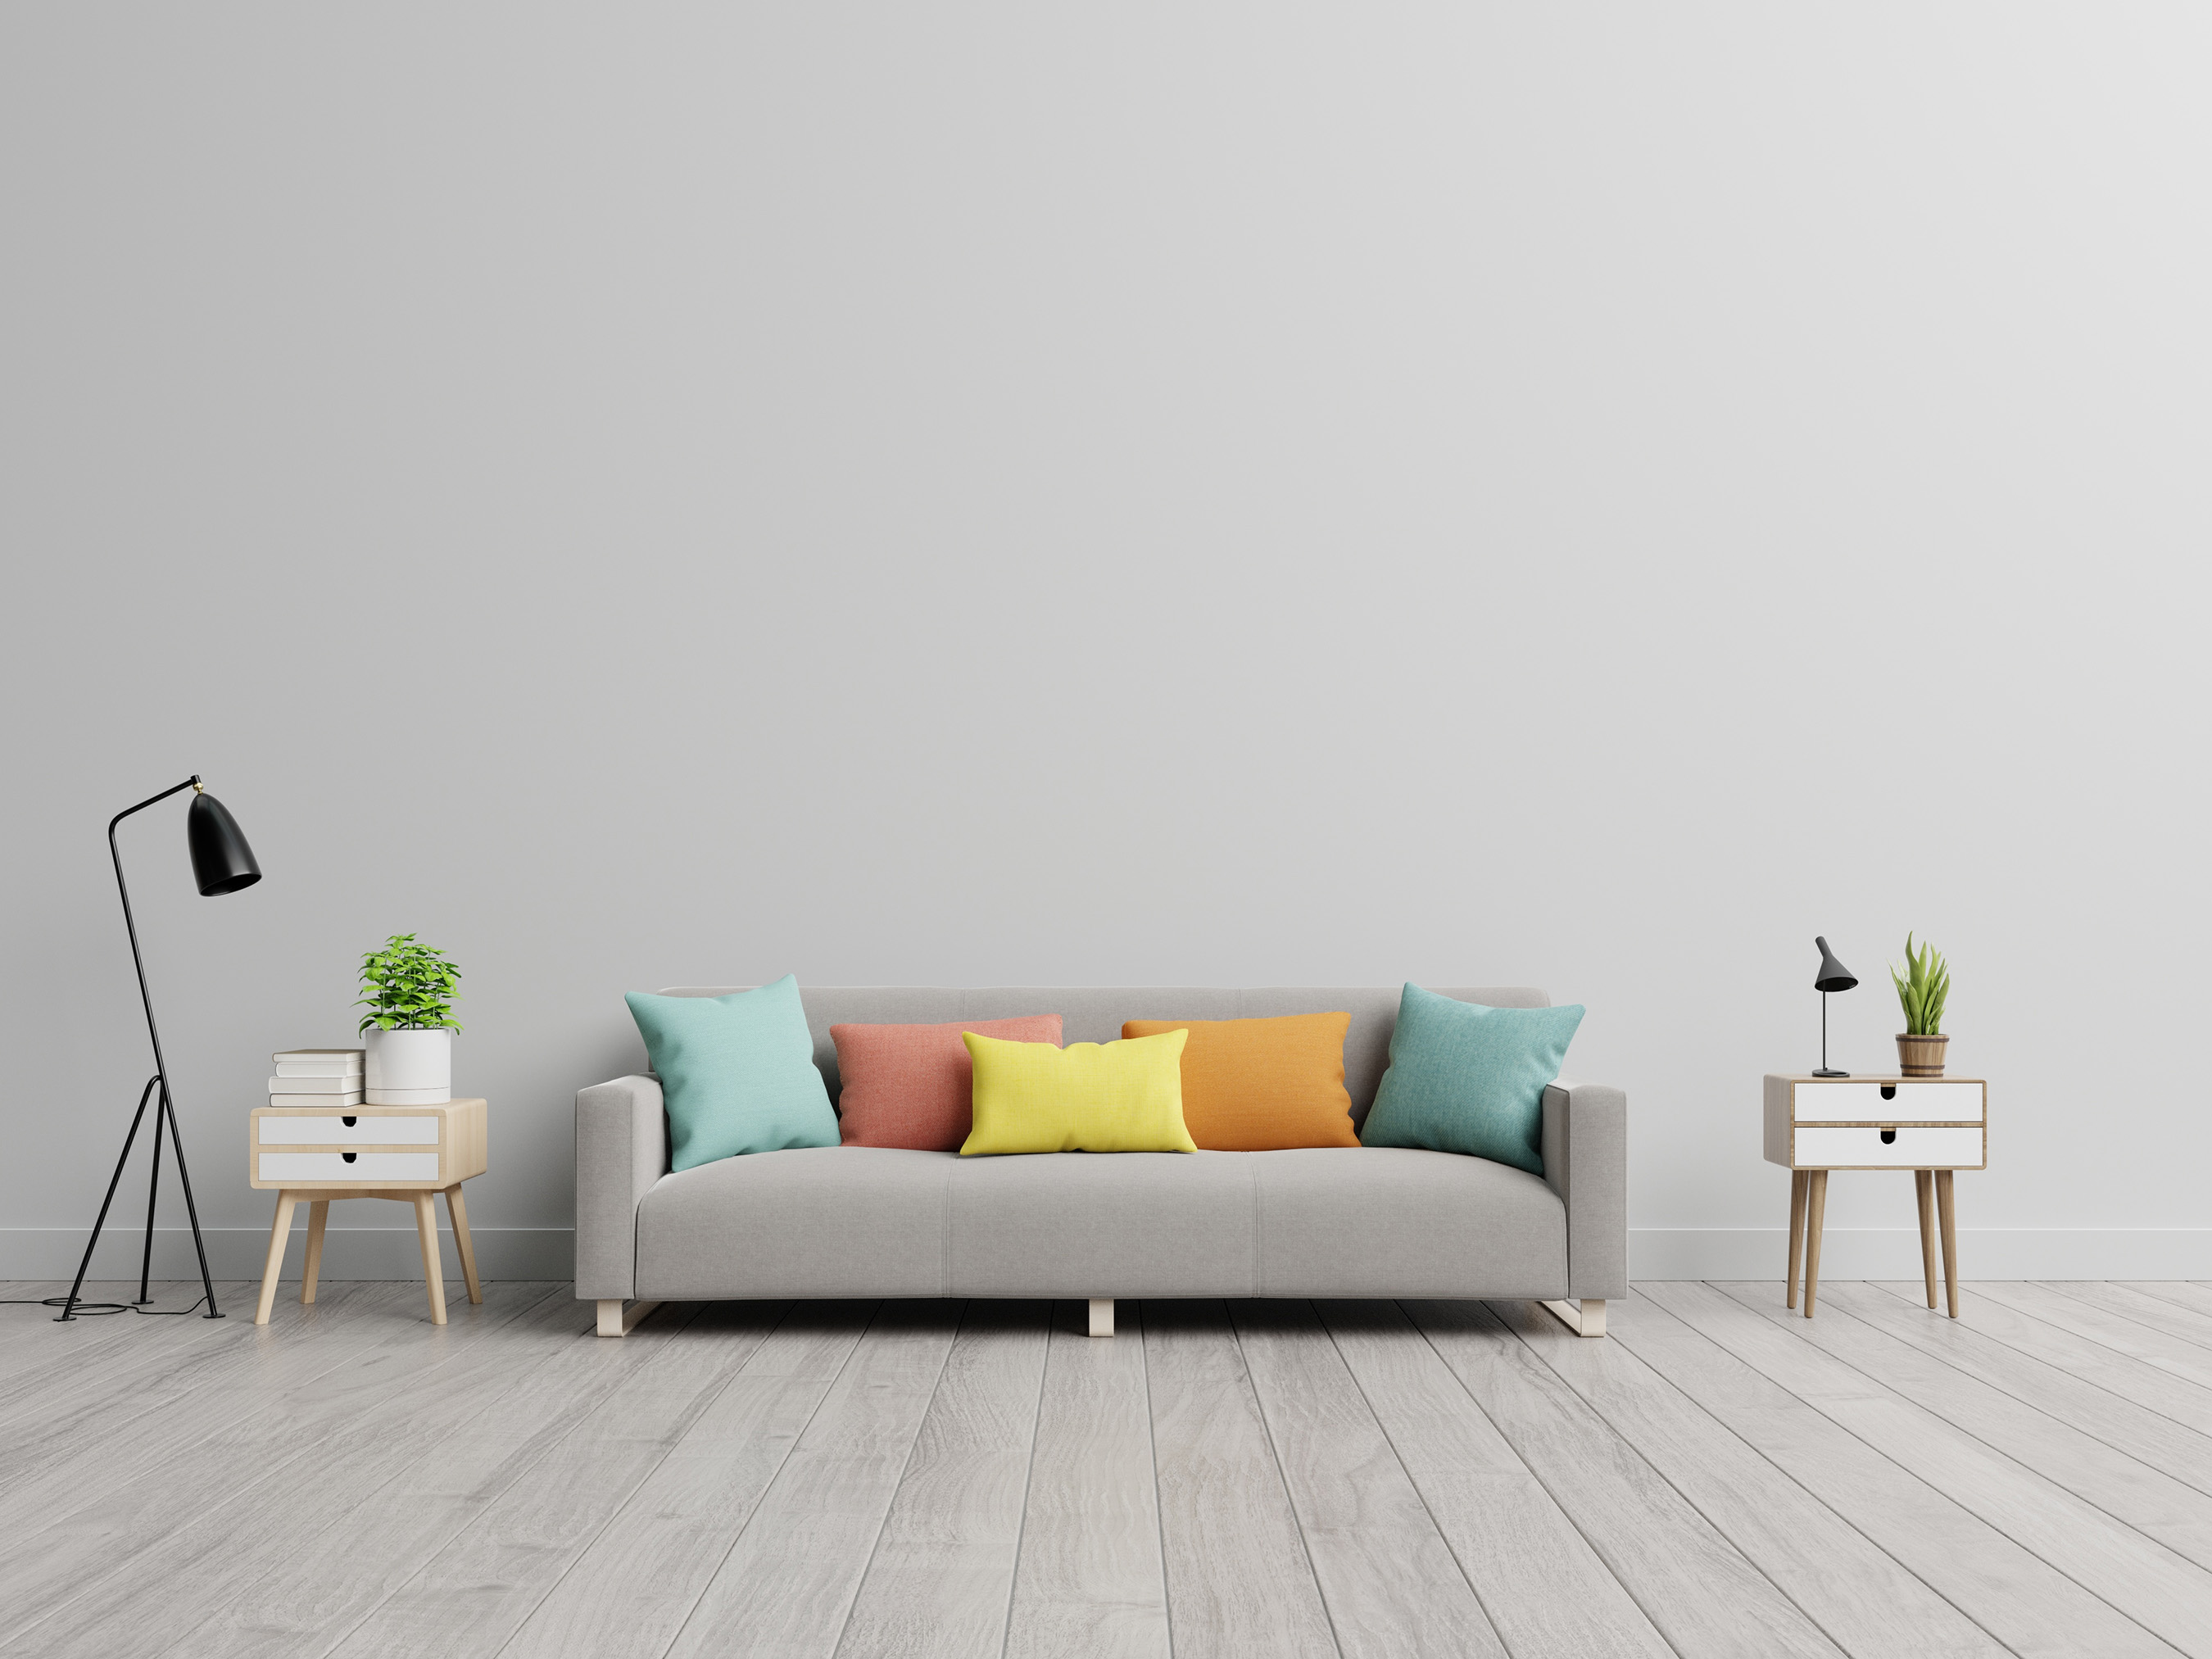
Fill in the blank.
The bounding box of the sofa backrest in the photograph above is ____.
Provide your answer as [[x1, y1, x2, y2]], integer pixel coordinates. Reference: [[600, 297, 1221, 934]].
[[657, 986, 1549, 1128]]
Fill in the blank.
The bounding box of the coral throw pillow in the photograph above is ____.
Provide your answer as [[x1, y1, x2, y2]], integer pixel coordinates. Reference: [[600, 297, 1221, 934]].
[[960, 1030, 1196, 1154], [831, 1016, 1064, 1151], [1121, 1012, 1358, 1150]]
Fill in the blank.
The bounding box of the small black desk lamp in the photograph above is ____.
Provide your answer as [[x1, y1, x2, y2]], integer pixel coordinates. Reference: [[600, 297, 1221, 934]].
[[1812, 935, 1857, 1078], [54, 777, 261, 1321]]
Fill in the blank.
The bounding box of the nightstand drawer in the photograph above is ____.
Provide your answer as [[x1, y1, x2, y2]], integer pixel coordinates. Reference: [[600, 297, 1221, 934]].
[[258, 1151, 442, 1183], [1793, 1125, 1983, 1169], [1792, 1081, 1983, 1124], [257, 1114, 440, 1145]]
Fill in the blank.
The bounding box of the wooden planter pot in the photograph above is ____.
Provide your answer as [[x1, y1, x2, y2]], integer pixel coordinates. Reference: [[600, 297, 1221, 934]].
[[1897, 1033, 1949, 1077]]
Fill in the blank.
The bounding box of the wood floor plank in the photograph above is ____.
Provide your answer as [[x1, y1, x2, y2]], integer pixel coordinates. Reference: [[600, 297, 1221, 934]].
[[1001, 1303, 1171, 1659], [836, 1301, 1053, 1659], [1316, 1301, 1669, 1659], [0, 1284, 579, 1659], [2122, 1284, 2212, 1323], [1229, 1300, 1504, 1659], [1495, 1296, 2007, 1659], [17, 1284, 2212, 1659], [661, 1300, 964, 1659], [2047, 1283, 2212, 1350], [1141, 1300, 1338, 1659], [498, 1303, 871, 1659], [1716, 1281, 2212, 1575], [1974, 1282, 2212, 1394], [1647, 1281, 2212, 1658], [193, 1302, 755, 1659], [298, 1303, 778, 1659], [1616, 1288, 2176, 1659], [1831, 1283, 2212, 1502], [0, 1281, 555, 1637], [1407, 1299, 1844, 1659], [0, 1281, 262, 1417], [0, 1281, 378, 1497], [0, 1284, 410, 1550], [1873, 1281, 2212, 1438]]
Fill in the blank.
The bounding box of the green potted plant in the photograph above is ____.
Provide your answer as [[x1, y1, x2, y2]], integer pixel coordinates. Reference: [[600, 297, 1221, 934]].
[[1890, 933, 1950, 1077], [357, 933, 463, 1104]]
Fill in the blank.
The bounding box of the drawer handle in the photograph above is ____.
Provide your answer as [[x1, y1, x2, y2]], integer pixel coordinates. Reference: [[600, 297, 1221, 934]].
[[342, 1151, 358, 1164], [1880, 1086, 1897, 1101], [1879, 1129, 1897, 1145], [342, 1115, 357, 1127]]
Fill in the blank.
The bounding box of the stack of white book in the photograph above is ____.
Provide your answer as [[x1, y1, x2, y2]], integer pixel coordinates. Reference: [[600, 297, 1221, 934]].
[[270, 1049, 365, 1109]]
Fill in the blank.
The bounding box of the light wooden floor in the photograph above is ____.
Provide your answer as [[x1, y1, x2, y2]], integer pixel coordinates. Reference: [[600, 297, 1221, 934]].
[[5, 1280, 2212, 1657]]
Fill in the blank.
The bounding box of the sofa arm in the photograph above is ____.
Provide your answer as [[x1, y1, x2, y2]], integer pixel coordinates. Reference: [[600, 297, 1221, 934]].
[[576, 1075, 668, 1300], [1542, 1078, 1627, 1299]]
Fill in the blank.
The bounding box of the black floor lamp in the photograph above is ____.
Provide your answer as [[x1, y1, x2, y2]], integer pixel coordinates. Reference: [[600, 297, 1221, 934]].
[[54, 777, 261, 1321]]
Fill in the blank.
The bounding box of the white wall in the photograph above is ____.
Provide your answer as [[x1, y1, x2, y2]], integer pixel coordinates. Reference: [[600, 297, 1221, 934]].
[[4, 4, 2206, 1285]]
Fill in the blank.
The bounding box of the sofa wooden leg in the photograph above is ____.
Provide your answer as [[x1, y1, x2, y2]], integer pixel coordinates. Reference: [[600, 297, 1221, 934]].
[[1540, 1298, 1607, 1337], [596, 1298, 660, 1337], [1088, 1298, 1114, 1338]]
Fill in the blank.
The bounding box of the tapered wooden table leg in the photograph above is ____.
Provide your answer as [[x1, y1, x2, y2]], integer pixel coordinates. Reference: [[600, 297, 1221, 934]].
[[412, 1191, 447, 1325], [444, 1184, 482, 1305], [1786, 1170, 1810, 1309], [1935, 1168, 1960, 1318], [1802, 1171, 1829, 1317], [301, 1200, 329, 1305], [256, 1191, 297, 1326], [1915, 1171, 1939, 1309]]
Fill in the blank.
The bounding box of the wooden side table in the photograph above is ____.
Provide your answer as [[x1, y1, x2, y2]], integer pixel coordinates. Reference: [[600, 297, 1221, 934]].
[[250, 1097, 488, 1325], [1762, 1074, 1985, 1317]]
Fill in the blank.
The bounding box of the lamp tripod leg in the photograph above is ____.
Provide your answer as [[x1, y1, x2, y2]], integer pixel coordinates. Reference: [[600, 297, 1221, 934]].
[[57, 1077, 158, 1321], [136, 1096, 163, 1304], [159, 1086, 223, 1318]]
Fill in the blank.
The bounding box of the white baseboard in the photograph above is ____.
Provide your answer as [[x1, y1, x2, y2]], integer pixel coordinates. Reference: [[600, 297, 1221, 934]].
[[1633, 1227, 2212, 1281], [0, 1226, 573, 1283], [11, 1227, 2206, 1289]]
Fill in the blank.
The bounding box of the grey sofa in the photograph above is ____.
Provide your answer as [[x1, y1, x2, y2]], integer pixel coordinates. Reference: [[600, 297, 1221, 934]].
[[575, 986, 1626, 1338]]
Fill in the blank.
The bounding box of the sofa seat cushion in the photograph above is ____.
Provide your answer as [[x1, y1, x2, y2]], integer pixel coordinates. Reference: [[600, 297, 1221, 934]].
[[637, 1146, 953, 1300], [947, 1150, 1253, 1295], [1251, 1148, 1566, 1298], [634, 1144, 1568, 1303]]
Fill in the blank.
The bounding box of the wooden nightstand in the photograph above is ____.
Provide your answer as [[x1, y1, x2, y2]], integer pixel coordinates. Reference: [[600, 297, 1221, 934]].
[[1763, 1075, 1986, 1318], [251, 1097, 488, 1325]]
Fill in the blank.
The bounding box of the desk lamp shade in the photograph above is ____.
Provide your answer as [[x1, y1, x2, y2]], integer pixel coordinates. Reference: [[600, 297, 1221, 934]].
[[1813, 936, 1857, 994], [187, 791, 261, 896]]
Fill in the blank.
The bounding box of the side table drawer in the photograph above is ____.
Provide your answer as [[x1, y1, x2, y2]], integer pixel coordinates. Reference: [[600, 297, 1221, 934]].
[[258, 1151, 442, 1184], [1793, 1081, 1983, 1123], [1793, 1125, 1984, 1169], [258, 1114, 440, 1145]]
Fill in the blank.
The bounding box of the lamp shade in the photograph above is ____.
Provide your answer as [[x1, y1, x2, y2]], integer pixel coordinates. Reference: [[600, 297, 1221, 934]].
[[1812, 935, 1856, 993], [187, 791, 261, 895]]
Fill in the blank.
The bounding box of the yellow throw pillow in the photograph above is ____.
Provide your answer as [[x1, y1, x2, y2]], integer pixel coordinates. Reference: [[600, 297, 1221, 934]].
[[959, 1029, 1196, 1155]]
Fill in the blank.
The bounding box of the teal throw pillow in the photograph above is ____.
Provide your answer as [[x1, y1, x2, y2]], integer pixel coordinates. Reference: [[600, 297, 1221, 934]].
[[625, 976, 838, 1171], [1359, 983, 1584, 1175]]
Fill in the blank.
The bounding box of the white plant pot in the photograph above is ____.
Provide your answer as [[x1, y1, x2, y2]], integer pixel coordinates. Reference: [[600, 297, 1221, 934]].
[[365, 1027, 451, 1105]]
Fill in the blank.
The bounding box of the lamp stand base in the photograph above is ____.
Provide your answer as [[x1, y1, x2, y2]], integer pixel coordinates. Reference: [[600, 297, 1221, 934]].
[[1812, 1067, 1849, 1077], [57, 1073, 224, 1322]]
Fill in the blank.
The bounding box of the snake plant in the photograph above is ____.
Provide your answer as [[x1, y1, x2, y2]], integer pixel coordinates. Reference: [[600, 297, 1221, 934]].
[[1889, 933, 1949, 1036]]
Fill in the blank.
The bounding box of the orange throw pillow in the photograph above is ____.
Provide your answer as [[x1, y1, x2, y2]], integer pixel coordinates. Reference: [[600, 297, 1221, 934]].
[[832, 1016, 1063, 1150], [1120, 1012, 1357, 1150]]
